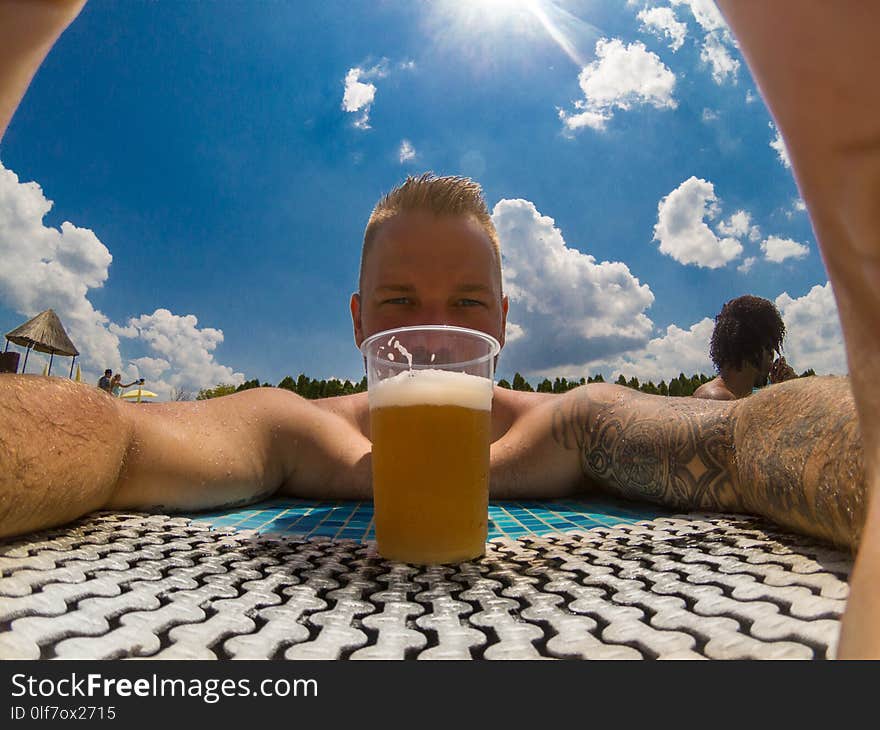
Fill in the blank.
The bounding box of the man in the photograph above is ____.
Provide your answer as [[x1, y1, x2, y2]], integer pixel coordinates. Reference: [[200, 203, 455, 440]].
[[0, 0, 878, 656], [97, 368, 113, 393], [693, 295, 797, 401], [0, 170, 866, 549]]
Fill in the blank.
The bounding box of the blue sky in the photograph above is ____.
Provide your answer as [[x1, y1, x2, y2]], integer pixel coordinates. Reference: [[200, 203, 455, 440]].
[[0, 0, 845, 397]]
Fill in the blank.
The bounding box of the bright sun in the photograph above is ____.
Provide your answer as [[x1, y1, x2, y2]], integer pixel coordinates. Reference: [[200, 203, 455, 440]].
[[426, 0, 591, 69]]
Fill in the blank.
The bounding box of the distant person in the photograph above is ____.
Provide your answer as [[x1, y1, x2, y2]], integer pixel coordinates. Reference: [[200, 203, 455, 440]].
[[97, 369, 113, 393], [693, 295, 797, 401], [110, 374, 143, 397]]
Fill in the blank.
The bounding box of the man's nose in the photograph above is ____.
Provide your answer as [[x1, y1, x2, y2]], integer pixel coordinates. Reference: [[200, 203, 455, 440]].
[[418, 301, 450, 325]]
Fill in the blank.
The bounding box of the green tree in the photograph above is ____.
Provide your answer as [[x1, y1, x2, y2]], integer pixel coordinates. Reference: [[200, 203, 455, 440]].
[[497, 378, 512, 389], [627, 376, 640, 390], [673, 373, 692, 396], [615, 374, 627, 387], [196, 383, 238, 400], [296, 374, 309, 395], [658, 380, 668, 396], [235, 378, 262, 392], [537, 378, 553, 393], [668, 378, 682, 397], [324, 378, 344, 398], [512, 373, 534, 392], [277, 375, 296, 391], [800, 368, 816, 378]]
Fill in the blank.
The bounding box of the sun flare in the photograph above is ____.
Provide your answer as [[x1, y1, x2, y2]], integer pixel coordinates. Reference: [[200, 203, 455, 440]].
[[427, 0, 596, 69]]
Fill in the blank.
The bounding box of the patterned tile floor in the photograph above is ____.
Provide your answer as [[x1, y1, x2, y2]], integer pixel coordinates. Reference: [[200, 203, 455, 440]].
[[0, 510, 852, 659], [186, 496, 673, 542]]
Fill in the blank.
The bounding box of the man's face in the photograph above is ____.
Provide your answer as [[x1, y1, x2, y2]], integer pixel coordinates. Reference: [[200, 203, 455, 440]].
[[351, 211, 508, 348], [754, 346, 776, 387]]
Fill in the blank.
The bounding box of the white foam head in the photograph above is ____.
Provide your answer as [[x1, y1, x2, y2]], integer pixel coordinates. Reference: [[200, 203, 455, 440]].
[[368, 368, 493, 411]]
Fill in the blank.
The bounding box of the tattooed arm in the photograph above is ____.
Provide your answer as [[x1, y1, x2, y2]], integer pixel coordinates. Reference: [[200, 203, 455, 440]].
[[493, 377, 865, 549], [716, 0, 880, 657]]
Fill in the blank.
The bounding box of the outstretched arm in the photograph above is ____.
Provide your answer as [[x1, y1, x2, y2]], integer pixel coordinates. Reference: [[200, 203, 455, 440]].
[[716, 0, 880, 659], [0, 376, 371, 539], [0, 0, 87, 140], [493, 379, 865, 549]]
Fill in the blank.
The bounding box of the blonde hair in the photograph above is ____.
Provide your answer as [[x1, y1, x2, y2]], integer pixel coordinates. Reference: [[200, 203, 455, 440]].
[[359, 173, 502, 291]]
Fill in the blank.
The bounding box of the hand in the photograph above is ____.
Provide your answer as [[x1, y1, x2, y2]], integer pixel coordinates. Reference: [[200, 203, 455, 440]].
[[769, 357, 797, 384]]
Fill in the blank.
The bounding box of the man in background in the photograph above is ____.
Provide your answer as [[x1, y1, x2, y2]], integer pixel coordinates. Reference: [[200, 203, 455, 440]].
[[97, 368, 113, 393], [694, 295, 797, 401]]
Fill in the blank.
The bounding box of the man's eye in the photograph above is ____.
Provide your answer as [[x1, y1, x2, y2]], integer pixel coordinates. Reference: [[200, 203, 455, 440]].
[[383, 297, 411, 305], [457, 298, 485, 307]]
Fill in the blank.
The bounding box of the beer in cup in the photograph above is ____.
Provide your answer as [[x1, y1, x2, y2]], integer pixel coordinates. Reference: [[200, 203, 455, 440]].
[[360, 325, 500, 564]]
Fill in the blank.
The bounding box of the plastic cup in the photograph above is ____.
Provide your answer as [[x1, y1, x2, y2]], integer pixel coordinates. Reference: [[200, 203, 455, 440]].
[[360, 325, 501, 564]]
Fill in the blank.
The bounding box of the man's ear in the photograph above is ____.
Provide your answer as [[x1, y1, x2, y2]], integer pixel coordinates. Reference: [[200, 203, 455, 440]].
[[351, 292, 364, 347], [499, 294, 509, 348]]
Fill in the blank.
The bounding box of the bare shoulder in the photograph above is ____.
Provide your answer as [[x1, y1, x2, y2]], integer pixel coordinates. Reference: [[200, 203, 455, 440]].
[[497, 382, 635, 428], [491, 386, 557, 437], [312, 391, 370, 436], [693, 380, 735, 401], [492, 385, 555, 410]]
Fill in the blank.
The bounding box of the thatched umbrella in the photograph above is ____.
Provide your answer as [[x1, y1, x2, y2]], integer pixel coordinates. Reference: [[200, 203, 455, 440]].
[[4, 309, 80, 376]]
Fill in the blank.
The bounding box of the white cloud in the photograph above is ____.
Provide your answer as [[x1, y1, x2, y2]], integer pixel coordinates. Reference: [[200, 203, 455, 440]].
[[129, 356, 170, 380], [0, 162, 244, 398], [341, 68, 377, 129], [670, 1, 739, 84], [653, 176, 743, 268], [115, 309, 245, 396], [776, 283, 846, 375], [769, 121, 791, 168], [529, 317, 715, 384], [700, 33, 739, 84], [637, 6, 687, 52], [341, 59, 394, 130], [701, 108, 719, 122], [558, 108, 610, 132], [717, 210, 761, 242], [533, 282, 846, 381], [785, 197, 808, 220], [505, 320, 525, 345], [603, 317, 714, 383], [671, 0, 728, 34], [493, 198, 655, 373], [398, 139, 416, 163], [746, 89, 758, 104], [737, 256, 756, 274], [761, 236, 809, 263], [0, 161, 122, 374], [559, 38, 676, 133]]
